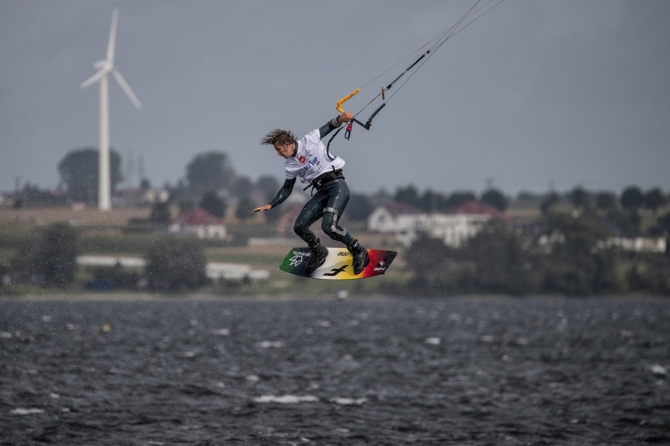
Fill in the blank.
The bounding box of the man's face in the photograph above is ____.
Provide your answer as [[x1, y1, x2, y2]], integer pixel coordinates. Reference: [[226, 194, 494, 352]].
[[274, 142, 294, 159]]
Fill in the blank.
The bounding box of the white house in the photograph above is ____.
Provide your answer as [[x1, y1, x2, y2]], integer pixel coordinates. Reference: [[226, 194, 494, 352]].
[[598, 237, 667, 253], [169, 208, 228, 240], [367, 201, 499, 247], [76, 255, 269, 280]]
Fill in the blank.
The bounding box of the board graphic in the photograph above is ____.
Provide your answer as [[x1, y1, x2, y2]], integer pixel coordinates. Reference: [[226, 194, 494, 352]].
[[279, 247, 397, 280]]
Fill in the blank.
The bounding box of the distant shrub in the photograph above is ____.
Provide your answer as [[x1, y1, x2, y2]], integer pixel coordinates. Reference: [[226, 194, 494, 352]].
[[145, 238, 208, 291], [0, 263, 9, 287], [235, 196, 256, 221], [88, 265, 141, 290], [8, 240, 36, 284], [480, 189, 508, 211], [33, 223, 78, 287], [150, 202, 171, 223], [200, 191, 226, 218], [346, 194, 373, 221]]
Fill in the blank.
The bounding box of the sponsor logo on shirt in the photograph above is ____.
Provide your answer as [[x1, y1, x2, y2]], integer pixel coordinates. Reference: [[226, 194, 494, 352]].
[[302, 157, 320, 170], [298, 156, 306, 164]]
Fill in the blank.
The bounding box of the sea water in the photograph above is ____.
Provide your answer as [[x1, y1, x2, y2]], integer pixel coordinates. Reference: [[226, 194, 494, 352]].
[[1, 297, 668, 445]]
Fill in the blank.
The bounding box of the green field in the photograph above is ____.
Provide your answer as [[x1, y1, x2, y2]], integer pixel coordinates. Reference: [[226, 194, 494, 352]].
[[0, 221, 409, 297]]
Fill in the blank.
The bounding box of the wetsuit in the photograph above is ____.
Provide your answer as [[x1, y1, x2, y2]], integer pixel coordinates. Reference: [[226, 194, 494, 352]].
[[269, 118, 356, 248]]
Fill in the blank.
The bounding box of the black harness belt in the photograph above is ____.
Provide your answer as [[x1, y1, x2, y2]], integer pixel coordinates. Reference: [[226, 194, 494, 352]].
[[304, 169, 345, 192]]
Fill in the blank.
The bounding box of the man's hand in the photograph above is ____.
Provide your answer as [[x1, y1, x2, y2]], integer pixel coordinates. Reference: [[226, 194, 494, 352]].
[[253, 204, 272, 213], [338, 112, 353, 123]]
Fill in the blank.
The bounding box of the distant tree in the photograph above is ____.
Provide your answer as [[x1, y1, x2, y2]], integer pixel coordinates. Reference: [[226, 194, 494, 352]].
[[541, 192, 560, 216], [9, 240, 36, 283], [21, 183, 65, 206], [145, 238, 208, 292], [596, 191, 617, 211], [542, 213, 618, 295], [58, 147, 123, 202], [256, 175, 280, 202], [233, 176, 254, 199], [517, 191, 542, 201], [200, 191, 226, 218], [405, 234, 452, 289], [605, 209, 639, 237], [185, 152, 235, 196], [569, 187, 590, 210], [149, 202, 171, 223], [0, 263, 9, 289], [628, 210, 641, 236], [33, 223, 77, 288], [650, 211, 670, 236], [418, 190, 446, 213], [236, 196, 256, 221], [643, 188, 666, 214], [178, 200, 195, 215], [346, 194, 373, 221], [89, 265, 141, 290], [460, 220, 540, 295], [620, 186, 643, 211], [263, 207, 281, 225], [370, 188, 393, 208], [394, 185, 420, 208], [481, 189, 508, 211], [445, 191, 477, 210], [627, 262, 670, 295]]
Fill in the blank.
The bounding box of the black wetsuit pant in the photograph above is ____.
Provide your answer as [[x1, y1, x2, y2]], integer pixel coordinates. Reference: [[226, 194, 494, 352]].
[[294, 179, 356, 248]]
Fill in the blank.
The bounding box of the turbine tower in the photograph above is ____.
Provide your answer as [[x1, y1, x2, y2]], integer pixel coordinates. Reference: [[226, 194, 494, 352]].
[[80, 9, 142, 210]]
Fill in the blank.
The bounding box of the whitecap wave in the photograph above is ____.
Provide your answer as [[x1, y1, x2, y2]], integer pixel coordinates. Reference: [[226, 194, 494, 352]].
[[11, 408, 44, 415], [258, 341, 284, 348], [651, 364, 666, 376], [254, 395, 318, 404], [329, 397, 367, 405]]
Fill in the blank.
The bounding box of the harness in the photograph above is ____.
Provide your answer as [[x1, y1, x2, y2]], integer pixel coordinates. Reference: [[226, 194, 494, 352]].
[[302, 167, 344, 195]]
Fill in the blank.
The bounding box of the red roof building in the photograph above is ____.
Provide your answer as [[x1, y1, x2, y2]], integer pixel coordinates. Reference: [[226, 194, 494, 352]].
[[175, 207, 221, 225], [378, 202, 422, 217], [451, 200, 503, 218], [169, 207, 228, 240]]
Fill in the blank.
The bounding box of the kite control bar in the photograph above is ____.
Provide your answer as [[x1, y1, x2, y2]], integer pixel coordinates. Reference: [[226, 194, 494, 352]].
[[344, 103, 387, 140], [337, 87, 386, 140], [352, 103, 386, 130], [336, 88, 360, 114]]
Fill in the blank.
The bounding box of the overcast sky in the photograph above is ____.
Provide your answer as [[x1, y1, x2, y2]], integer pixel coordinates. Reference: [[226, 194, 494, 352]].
[[1, 0, 669, 196]]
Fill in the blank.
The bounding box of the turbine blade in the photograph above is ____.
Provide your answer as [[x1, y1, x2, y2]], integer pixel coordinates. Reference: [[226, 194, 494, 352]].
[[107, 9, 118, 65], [80, 69, 107, 89], [112, 69, 142, 109]]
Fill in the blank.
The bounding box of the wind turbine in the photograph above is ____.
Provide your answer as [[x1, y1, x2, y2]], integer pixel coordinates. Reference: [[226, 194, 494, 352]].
[[80, 8, 142, 211]]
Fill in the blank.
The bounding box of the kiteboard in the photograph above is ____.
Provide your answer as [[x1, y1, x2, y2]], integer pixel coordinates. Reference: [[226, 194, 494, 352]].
[[280, 247, 397, 280]]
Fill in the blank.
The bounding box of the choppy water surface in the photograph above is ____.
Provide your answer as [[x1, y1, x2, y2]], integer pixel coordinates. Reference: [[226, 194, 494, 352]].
[[1, 297, 669, 445]]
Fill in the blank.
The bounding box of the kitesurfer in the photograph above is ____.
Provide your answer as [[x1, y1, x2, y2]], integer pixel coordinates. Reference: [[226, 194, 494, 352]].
[[253, 112, 370, 274]]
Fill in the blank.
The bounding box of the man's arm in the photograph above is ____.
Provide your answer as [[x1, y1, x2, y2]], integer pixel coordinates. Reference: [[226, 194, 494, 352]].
[[318, 112, 353, 139], [253, 178, 297, 212]]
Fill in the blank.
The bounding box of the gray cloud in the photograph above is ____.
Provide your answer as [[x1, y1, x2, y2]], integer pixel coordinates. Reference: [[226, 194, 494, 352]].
[[1, 0, 668, 195]]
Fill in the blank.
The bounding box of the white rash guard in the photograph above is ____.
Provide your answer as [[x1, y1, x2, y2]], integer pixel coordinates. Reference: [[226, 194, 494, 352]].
[[283, 129, 345, 183]]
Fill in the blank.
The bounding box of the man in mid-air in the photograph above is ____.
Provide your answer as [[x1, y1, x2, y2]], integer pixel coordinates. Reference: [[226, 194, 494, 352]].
[[253, 112, 370, 275]]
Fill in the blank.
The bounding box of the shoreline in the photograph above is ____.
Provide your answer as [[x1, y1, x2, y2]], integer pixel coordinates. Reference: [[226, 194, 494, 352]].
[[0, 292, 665, 303]]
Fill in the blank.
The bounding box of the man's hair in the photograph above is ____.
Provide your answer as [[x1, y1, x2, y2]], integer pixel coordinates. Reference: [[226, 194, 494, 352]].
[[261, 129, 296, 147]]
